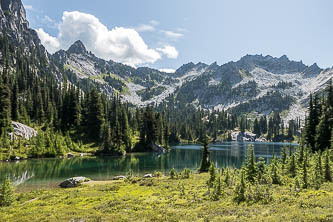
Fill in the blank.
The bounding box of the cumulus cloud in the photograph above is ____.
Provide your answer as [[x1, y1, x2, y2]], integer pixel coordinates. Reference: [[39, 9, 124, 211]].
[[159, 68, 176, 73], [37, 11, 163, 66], [36, 28, 60, 53], [157, 45, 179, 59]]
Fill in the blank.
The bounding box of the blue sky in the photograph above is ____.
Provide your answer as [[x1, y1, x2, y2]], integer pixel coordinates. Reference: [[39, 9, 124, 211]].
[[22, 0, 333, 71]]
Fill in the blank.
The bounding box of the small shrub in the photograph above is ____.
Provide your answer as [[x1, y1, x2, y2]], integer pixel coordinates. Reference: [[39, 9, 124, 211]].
[[178, 183, 185, 196], [210, 176, 222, 201], [233, 171, 246, 204], [180, 168, 191, 179], [153, 171, 163, 177], [271, 163, 282, 185], [208, 164, 216, 188], [170, 168, 177, 179], [126, 169, 134, 179], [224, 168, 230, 186], [246, 183, 273, 204]]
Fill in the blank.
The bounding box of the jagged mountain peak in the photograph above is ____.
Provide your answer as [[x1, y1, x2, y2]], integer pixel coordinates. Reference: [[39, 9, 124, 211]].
[[236, 54, 307, 74], [67, 40, 87, 54], [278, 54, 289, 61], [302, 62, 322, 77]]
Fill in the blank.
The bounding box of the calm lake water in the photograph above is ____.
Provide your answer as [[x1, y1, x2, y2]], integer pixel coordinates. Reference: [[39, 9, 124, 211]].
[[0, 142, 298, 189]]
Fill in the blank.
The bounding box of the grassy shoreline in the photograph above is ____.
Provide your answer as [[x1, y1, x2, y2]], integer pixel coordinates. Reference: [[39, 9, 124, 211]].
[[1, 172, 333, 221]]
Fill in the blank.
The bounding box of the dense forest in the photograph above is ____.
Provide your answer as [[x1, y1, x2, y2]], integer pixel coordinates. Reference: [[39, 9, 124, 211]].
[[156, 92, 302, 144]]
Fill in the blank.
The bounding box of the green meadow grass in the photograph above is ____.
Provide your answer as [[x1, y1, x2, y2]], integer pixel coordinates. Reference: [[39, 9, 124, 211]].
[[1, 172, 332, 222]]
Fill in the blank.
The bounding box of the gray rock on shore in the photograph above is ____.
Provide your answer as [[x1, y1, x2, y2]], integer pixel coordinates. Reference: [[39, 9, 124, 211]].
[[59, 177, 89, 188], [113, 175, 127, 180], [143, 174, 153, 178]]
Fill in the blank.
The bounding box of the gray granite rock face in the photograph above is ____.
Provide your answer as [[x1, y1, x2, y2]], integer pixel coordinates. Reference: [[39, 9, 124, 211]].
[[11, 121, 37, 140]]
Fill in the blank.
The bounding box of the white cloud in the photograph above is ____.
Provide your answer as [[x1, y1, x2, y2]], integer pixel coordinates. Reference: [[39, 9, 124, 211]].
[[36, 28, 60, 53], [36, 11, 162, 66], [136, 24, 155, 32], [157, 45, 179, 59], [162, 30, 184, 39], [135, 19, 159, 32], [159, 68, 176, 73]]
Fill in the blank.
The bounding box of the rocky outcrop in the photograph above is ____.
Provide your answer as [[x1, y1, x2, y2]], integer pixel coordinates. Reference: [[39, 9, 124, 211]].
[[67, 40, 87, 54], [237, 54, 308, 74], [10, 121, 37, 140], [231, 131, 257, 142], [0, 0, 45, 55], [113, 175, 126, 180], [0, 0, 64, 82], [143, 174, 153, 178], [152, 143, 166, 153], [59, 177, 89, 188], [302, 63, 322, 78]]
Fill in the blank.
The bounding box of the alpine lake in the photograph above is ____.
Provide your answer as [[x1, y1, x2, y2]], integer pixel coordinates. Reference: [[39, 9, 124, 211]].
[[0, 142, 298, 190]]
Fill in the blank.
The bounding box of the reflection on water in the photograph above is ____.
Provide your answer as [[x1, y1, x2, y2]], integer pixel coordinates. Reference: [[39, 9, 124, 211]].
[[0, 142, 298, 189]]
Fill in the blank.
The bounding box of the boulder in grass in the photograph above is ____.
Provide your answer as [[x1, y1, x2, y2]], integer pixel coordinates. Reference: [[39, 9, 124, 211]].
[[143, 174, 153, 178], [113, 175, 127, 180], [59, 177, 89, 188]]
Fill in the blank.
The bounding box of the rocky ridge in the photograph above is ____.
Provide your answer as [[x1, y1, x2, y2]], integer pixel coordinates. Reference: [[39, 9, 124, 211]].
[[52, 39, 332, 120]]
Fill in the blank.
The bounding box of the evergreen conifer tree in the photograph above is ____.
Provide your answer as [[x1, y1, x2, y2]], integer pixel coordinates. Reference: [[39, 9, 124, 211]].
[[315, 103, 330, 151], [199, 134, 210, 172], [0, 76, 12, 133], [289, 154, 296, 178], [304, 94, 316, 151], [0, 176, 15, 207], [302, 155, 308, 189], [208, 163, 216, 188], [324, 151, 332, 182], [245, 145, 257, 183]]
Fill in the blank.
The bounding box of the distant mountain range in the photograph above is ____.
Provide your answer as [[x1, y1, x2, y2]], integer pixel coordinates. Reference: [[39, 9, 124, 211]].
[[1, 0, 332, 121]]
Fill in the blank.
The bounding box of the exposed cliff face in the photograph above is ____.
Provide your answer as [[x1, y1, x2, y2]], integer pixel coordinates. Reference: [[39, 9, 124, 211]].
[[10, 121, 37, 140], [0, 0, 44, 54], [0, 0, 65, 81]]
